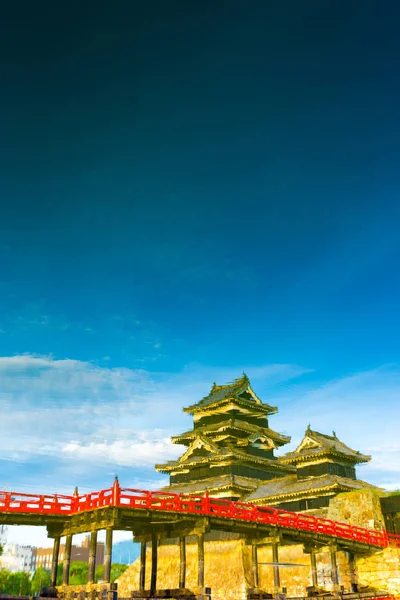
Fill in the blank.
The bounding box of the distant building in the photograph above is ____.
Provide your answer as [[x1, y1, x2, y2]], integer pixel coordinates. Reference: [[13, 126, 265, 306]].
[[0, 544, 35, 573], [32, 535, 104, 572]]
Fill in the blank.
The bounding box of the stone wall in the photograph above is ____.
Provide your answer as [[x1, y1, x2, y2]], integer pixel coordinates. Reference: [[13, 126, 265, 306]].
[[328, 489, 386, 531], [116, 490, 400, 598], [356, 546, 400, 596], [327, 488, 400, 595], [115, 539, 357, 599]]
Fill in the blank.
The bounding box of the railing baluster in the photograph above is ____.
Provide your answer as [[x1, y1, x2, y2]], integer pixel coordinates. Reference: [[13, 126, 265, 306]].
[[0, 485, 393, 549]]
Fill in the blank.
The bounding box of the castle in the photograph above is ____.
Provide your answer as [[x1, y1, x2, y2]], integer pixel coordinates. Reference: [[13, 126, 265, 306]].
[[116, 374, 400, 598], [156, 374, 377, 515]]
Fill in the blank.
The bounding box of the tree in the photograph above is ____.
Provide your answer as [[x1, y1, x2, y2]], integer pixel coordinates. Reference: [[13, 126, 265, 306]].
[[0, 568, 12, 594], [0, 569, 31, 595], [68, 561, 89, 585], [56, 562, 63, 586], [31, 566, 51, 594], [95, 563, 128, 583]]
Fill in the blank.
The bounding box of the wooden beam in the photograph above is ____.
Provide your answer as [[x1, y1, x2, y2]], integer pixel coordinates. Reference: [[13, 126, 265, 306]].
[[330, 545, 340, 592], [309, 547, 318, 588], [104, 527, 113, 584], [272, 540, 281, 594], [197, 532, 205, 588], [150, 530, 158, 593], [62, 534, 72, 585], [252, 542, 259, 588], [88, 530, 98, 584], [139, 541, 146, 590], [50, 536, 60, 587], [179, 536, 186, 589], [348, 551, 358, 592]]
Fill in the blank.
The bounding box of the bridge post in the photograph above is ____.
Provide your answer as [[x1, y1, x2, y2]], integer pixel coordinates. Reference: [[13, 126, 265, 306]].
[[329, 545, 340, 593], [62, 534, 73, 585], [88, 529, 98, 584], [347, 552, 358, 592], [179, 535, 186, 588], [251, 542, 259, 588], [271, 539, 281, 596], [304, 545, 319, 589], [150, 530, 158, 593], [139, 540, 146, 590], [103, 527, 113, 583], [197, 532, 205, 588], [50, 535, 60, 587]]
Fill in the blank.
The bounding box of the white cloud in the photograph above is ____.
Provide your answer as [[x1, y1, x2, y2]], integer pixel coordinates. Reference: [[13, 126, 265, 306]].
[[62, 437, 181, 467], [0, 355, 307, 464], [1, 354, 399, 495], [2, 355, 400, 547]]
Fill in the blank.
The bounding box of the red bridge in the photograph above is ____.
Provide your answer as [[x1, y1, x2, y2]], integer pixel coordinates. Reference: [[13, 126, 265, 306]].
[[1, 479, 399, 600], [1, 485, 400, 548]]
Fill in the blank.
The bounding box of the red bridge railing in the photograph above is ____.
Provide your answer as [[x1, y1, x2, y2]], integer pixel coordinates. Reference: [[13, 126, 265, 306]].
[[1, 485, 400, 550]]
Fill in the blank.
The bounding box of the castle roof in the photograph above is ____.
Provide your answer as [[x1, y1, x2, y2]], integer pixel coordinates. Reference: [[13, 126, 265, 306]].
[[172, 418, 290, 448], [161, 474, 260, 496], [155, 439, 296, 474], [279, 427, 371, 465], [183, 374, 277, 415], [243, 473, 380, 504]]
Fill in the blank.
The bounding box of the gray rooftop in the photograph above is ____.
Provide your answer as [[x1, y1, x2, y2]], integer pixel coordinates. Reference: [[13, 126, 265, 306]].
[[280, 428, 371, 464], [243, 473, 379, 502]]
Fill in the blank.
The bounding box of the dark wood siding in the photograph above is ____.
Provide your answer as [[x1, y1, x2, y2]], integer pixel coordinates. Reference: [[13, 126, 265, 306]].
[[297, 462, 356, 479]]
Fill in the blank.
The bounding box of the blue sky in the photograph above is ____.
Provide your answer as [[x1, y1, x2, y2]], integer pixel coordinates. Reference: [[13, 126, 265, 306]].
[[1, 1, 400, 546]]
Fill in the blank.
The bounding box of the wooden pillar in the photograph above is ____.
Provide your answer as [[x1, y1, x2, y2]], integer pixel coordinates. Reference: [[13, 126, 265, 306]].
[[348, 552, 358, 592], [272, 540, 281, 594], [179, 536, 186, 588], [330, 545, 340, 592], [251, 543, 259, 588], [62, 534, 73, 585], [139, 541, 146, 590], [50, 536, 60, 587], [310, 548, 318, 588], [103, 528, 113, 584], [197, 532, 205, 588], [150, 531, 158, 593], [88, 530, 98, 584]]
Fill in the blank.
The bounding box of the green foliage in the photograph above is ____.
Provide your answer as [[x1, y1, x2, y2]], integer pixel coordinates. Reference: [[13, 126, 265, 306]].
[[388, 489, 400, 496], [31, 566, 51, 594], [0, 544, 3, 556], [0, 568, 32, 595], [56, 562, 64, 585], [55, 560, 88, 585], [68, 560, 89, 585], [95, 563, 128, 583]]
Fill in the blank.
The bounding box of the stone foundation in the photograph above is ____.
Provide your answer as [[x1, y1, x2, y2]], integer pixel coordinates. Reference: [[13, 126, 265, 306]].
[[115, 538, 363, 599], [328, 489, 386, 531], [356, 546, 400, 596]]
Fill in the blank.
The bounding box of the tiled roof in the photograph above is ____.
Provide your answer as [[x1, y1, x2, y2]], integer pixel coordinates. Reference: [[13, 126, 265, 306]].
[[172, 419, 290, 446], [280, 428, 371, 464], [156, 446, 296, 472], [183, 374, 277, 414], [162, 474, 260, 495], [243, 474, 379, 502]]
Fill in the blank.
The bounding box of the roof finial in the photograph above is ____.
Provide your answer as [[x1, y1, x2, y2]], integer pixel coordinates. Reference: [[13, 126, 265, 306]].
[[73, 486, 79, 496], [332, 430, 337, 438], [307, 423, 311, 433]]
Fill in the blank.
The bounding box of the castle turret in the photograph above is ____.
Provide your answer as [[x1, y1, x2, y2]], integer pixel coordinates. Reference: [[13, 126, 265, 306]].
[[156, 374, 294, 499]]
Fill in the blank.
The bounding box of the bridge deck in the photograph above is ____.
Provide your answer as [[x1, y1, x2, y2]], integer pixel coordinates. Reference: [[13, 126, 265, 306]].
[[1, 486, 399, 552]]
